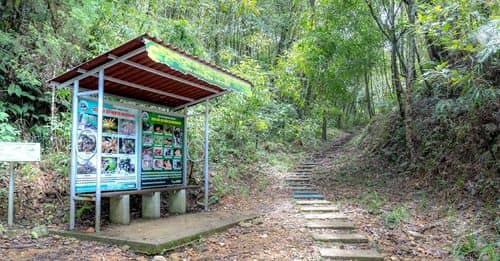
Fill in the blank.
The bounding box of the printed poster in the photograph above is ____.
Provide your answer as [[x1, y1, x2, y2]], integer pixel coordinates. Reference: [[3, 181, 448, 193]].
[[141, 111, 184, 188], [76, 99, 138, 193]]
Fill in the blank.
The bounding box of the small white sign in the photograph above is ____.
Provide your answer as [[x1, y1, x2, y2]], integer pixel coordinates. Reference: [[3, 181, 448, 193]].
[[0, 142, 41, 162]]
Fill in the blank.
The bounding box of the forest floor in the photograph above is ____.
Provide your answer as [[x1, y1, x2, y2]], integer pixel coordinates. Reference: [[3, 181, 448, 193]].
[[312, 131, 489, 260], [0, 150, 318, 260], [0, 131, 490, 260]]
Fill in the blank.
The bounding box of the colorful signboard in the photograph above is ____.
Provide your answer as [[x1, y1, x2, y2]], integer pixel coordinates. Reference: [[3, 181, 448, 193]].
[[76, 99, 139, 193], [141, 111, 184, 188]]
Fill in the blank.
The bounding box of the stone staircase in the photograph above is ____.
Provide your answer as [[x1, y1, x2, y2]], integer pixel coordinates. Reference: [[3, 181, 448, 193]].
[[287, 160, 384, 260]]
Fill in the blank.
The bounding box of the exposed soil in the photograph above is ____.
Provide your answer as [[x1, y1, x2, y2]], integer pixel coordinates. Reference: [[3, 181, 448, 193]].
[[312, 131, 497, 260], [2, 131, 494, 260], [0, 155, 318, 260]]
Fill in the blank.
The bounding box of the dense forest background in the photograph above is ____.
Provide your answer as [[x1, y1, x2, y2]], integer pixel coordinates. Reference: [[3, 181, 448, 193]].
[[0, 0, 498, 259]]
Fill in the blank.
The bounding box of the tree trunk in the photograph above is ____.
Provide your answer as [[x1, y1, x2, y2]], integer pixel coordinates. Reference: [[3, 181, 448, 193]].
[[391, 39, 405, 119], [404, 0, 417, 163], [364, 71, 374, 119], [322, 110, 327, 141]]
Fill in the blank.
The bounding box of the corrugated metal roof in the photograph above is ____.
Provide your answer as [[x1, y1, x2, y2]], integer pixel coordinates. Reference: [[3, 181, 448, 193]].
[[49, 33, 251, 109]]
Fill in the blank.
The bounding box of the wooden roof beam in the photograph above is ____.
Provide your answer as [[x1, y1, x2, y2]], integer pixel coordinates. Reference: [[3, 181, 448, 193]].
[[78, 69, 194, 102], [108, 54, 219, 94]]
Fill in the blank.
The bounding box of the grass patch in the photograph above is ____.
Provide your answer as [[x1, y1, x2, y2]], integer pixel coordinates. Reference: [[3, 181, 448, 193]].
[[359, 191, 386, 214], [383, 206, 410, 228], [452, 231, 499, 260]]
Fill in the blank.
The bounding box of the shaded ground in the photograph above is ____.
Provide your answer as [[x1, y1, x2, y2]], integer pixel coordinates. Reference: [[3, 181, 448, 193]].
[[0, 155, 318, 260], [3, 131, 492, 260], [312, 131, 496, 260]]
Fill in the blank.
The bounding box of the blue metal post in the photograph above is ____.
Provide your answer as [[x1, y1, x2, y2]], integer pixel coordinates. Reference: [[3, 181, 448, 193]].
[[204, 100, 209, 211], [69, 80, 79, 230], [95, 69, 104, 232]]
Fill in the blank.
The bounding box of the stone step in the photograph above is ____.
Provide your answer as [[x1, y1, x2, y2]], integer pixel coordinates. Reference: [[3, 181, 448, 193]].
[[295, 200, 332, 205], [289, 186, 314, 190], [292, 173, 312, 176], [312, 233, 368, 243], [300, 206, 339, 212], [304, 213, 347, 220], [302, 162, 318, 165], [290, 171, 312, 174], [293, 194, 324, 200], [286, 177, 311, 181], [287, 182, 312, 186], [295, 168, 313, 171], [293, 190, 321, 195], [319, 248, 384, 260], [306, 220, 355, 229]]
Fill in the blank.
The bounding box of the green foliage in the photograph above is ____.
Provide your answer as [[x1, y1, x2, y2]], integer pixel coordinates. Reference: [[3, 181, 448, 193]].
[[359, 191, 386, 214], [75, 202, 93, 219], [0, 109, 18, 141], [383, 206, 410, 228], [452, 231, 499, 260]]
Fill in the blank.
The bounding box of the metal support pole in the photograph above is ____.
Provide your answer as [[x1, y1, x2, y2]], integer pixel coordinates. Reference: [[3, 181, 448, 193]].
[[7, 163, 14, 226], [69, 80, 79, 230], [183, 106, 188, 186], [203, 100, 209, 211], [95, 69, 105, 232]]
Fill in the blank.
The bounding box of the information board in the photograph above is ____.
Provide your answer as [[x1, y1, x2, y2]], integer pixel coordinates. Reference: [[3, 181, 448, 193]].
[[0, 142, 40, 162], [140, 111, 184, 188], [76, 99, 139, 193]]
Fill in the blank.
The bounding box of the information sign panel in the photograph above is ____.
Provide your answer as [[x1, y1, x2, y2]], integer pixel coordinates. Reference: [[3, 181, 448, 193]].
[[141, 111, 184, 188], [0, 142, 40, 162], [76, 99, 139, 193]]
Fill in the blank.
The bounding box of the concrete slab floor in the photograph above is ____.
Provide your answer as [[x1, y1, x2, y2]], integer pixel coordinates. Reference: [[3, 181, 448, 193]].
[[51, 212, 258, 254]]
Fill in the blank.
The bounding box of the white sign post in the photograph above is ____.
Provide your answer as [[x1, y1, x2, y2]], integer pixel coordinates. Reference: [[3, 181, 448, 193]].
[[0, 142, 41, 226]]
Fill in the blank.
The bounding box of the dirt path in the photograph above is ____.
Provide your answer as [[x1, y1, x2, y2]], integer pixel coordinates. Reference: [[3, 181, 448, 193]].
[[1, 131, 459, 260], [312, 132, 457, 260], [0, 155, 318, 260]]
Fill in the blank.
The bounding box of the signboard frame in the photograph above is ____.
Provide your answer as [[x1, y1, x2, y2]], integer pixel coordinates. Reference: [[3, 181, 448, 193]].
[[0, 142, 41, 226], [73, 97, 187, 194], [68, 77, 195, 234]]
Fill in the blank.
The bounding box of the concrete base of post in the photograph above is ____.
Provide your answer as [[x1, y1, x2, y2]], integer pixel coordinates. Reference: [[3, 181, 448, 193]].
[[142, 192, 161, 218], [168, 189, 187, 214], [110, 195, 130, 225]]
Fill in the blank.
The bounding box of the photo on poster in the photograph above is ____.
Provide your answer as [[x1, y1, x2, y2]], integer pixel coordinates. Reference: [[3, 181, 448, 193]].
[[153, 147, 163, 158], [103, 117, 118, 133], [143, 122, 153, 132], [142, 147, 153, 160], [78, 113, 97, 131], [173, 159, 182, 170], [77, 158, 97, 174], [153, 159, 163, 170], [102, 157, 118, 174], [142, 159, 153, 170], [174, 148, 182, 157], [77, 130, 96, 153], [164, 147, 173, 157], [163, 159, 172, 170], [164, 125, 173, 135], [143, 134, 153, 145], [164, 136, 173, 146], [119, 119, 136, 136], [153, 134, 163, 145], [173, 127, 182, 146], [102, 136, 118, 154], [154, 124, 163, 133], [119, 138, 135, 154], [118, 157, 135, 174]]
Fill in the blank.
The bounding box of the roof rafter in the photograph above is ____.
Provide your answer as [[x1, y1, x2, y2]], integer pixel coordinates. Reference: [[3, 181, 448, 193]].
[[108, 54, 219, 94], [78, 69, 194, 102]]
